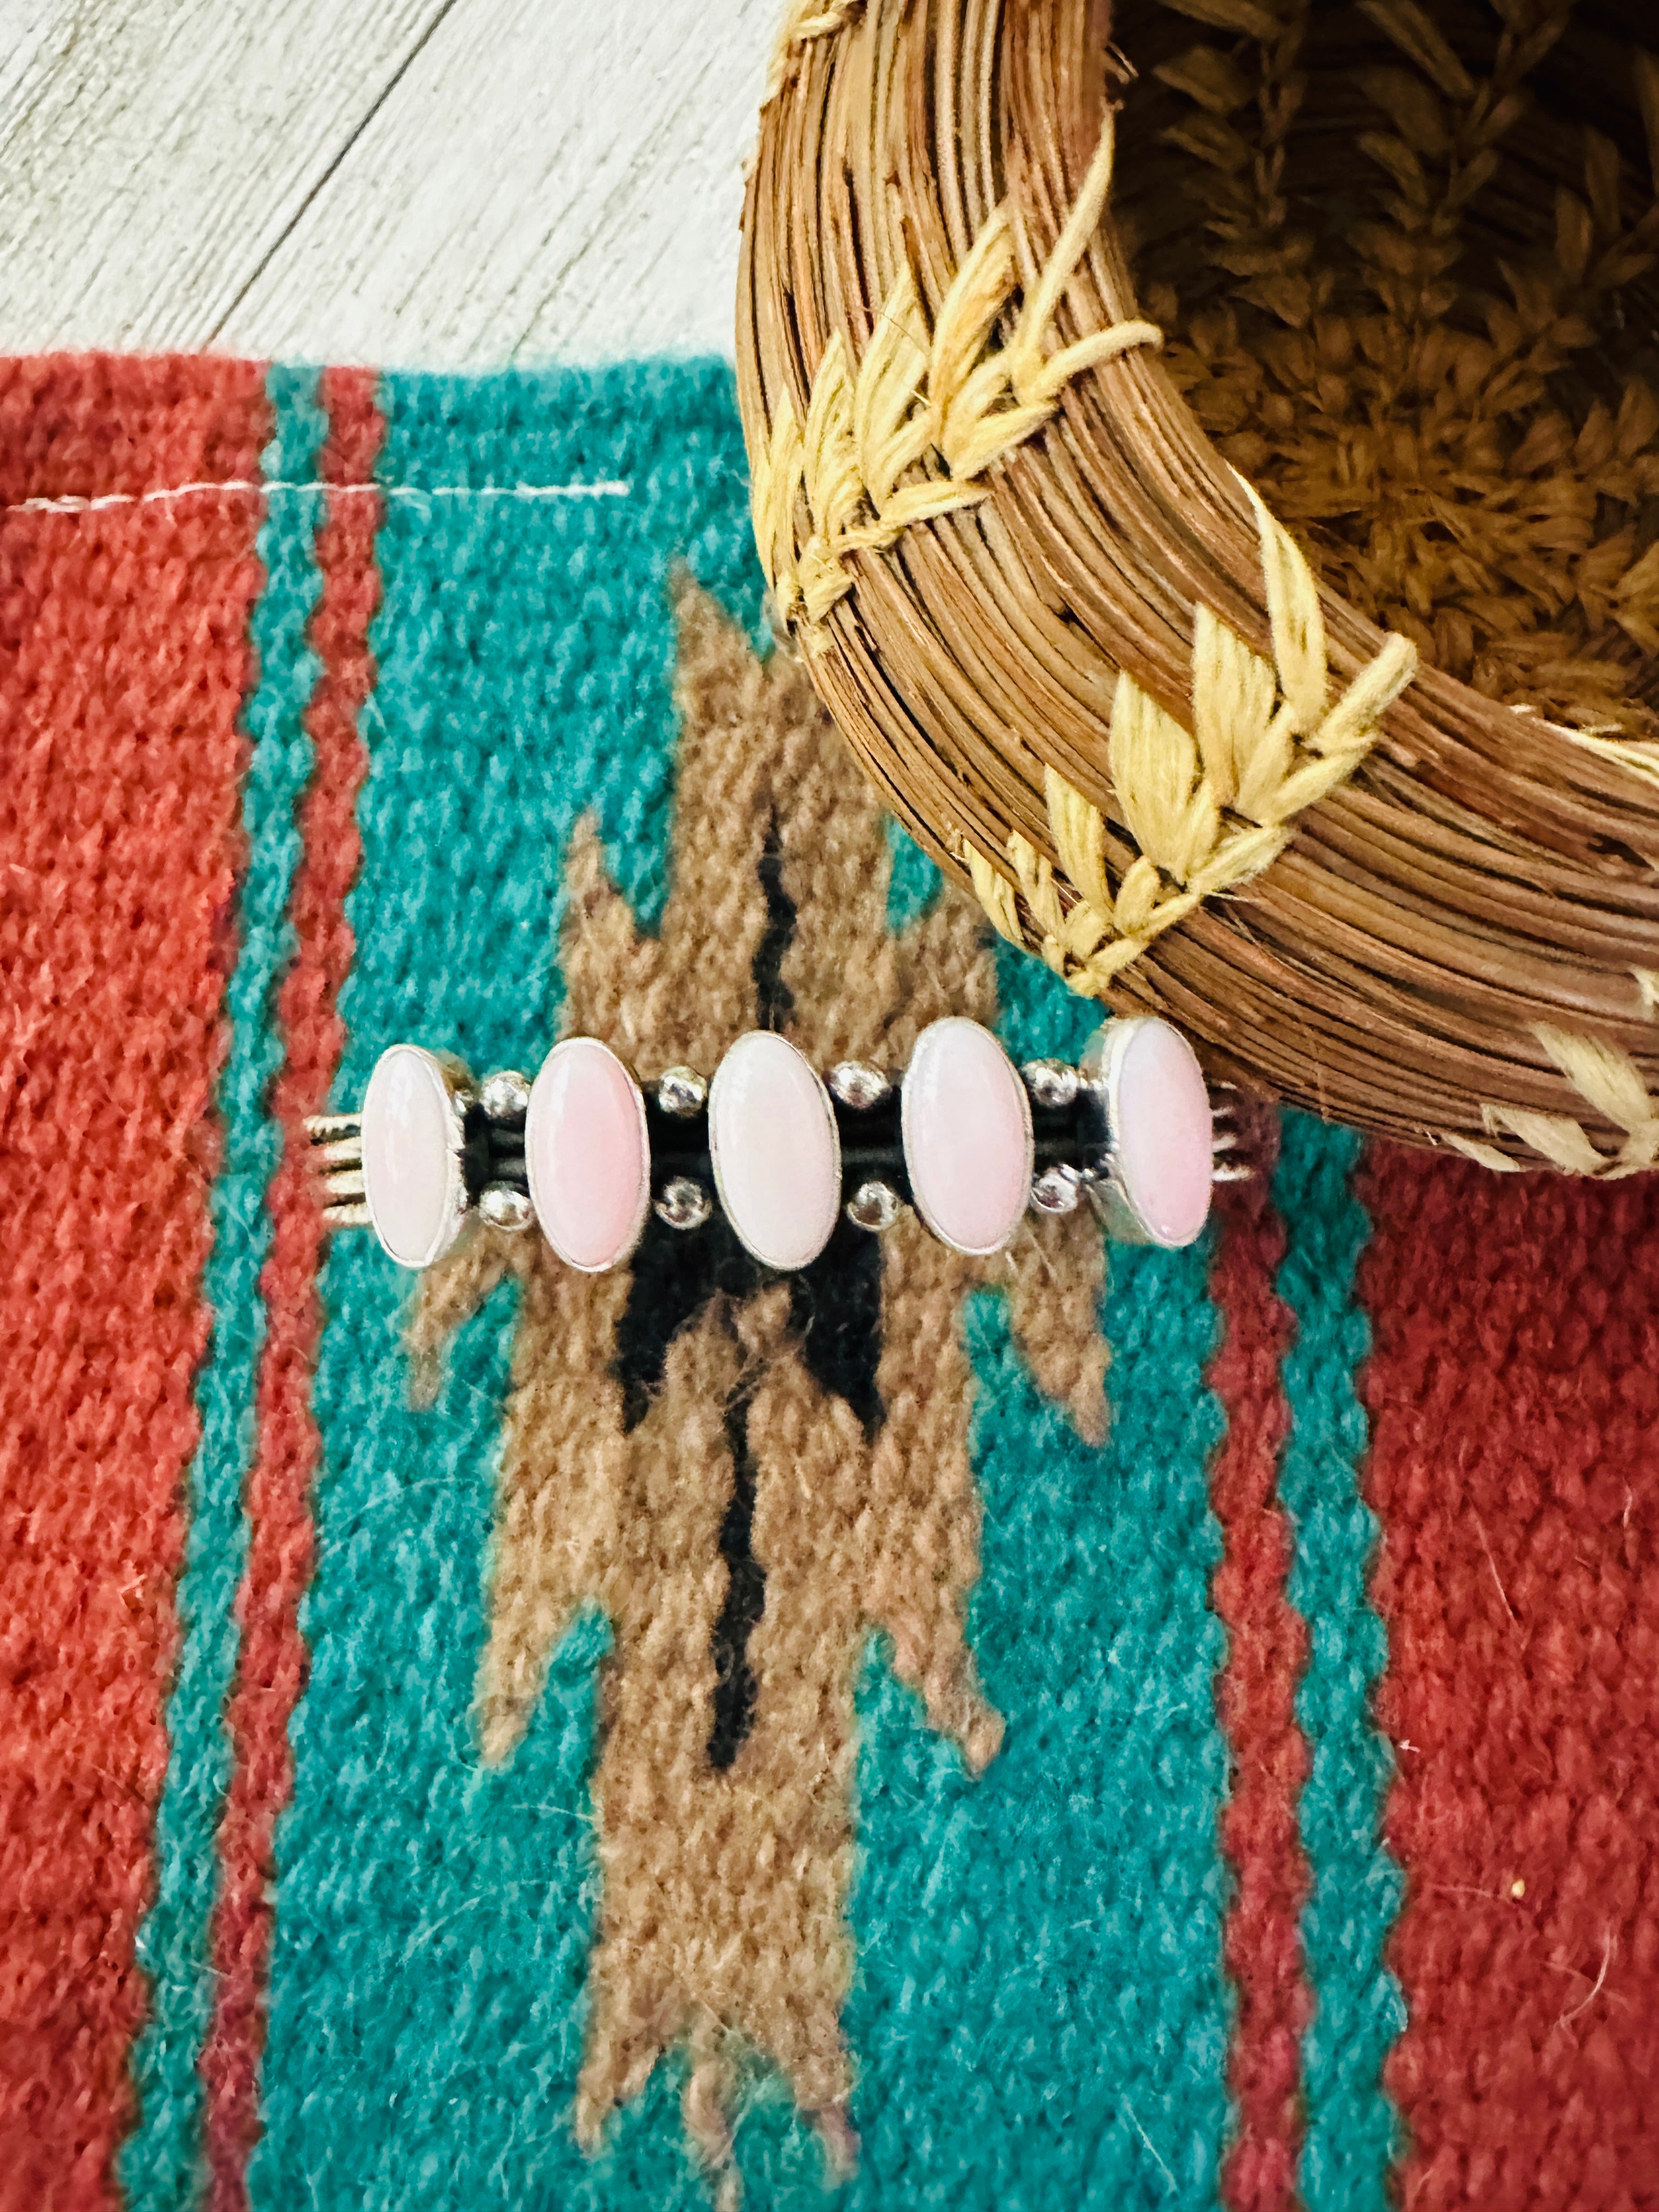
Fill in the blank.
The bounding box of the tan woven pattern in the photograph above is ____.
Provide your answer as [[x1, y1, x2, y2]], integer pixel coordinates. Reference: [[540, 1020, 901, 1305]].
[[410, 583, 1107, 2180], [737, 0, 1659, 1170]]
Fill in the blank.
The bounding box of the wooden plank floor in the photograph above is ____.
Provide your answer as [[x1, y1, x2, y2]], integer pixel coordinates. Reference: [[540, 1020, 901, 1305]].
[[0, 0, 773, 363]]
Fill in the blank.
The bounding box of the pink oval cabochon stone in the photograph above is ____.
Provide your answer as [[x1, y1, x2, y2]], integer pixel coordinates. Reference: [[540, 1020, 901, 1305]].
[[902, 1018, 1032, 1256], [362, 1045, 458, 1269], [708, 1032, 840, 1271], [526, 1038, 650, 1272], [1115, 1017, 1212, 1248]]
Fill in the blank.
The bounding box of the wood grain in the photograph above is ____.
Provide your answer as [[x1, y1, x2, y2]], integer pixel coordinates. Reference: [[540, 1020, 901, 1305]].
[[0, 0, 774, 364], [0, 1, 447, 353]]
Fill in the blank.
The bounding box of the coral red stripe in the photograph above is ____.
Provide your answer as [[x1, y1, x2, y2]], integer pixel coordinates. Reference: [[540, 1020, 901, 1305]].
[[199, 368, 382, 2211], [0, 357, 268, 2212], [1206, 1103, 1313, 2211], [1357, 1149, 1659, 2209]]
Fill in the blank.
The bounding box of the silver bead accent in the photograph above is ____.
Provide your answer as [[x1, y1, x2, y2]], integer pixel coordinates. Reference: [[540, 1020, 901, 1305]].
[[479, 1184, 534, 1232], [1213, 1161, 1255, 1184], [845, 1180, 904, 1232], [655, 1176, 713, 1230], [1021, 1059, 1081, 1111], [1030, 1165, 1084, 1216], [479, 1068, 531, 1121], [827, 1061, 891, 1110], [656, 1066, 708, 1119]]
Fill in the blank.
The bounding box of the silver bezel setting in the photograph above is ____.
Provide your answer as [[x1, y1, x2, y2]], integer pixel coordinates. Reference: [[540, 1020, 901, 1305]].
[[1078, 1018, 1214, 1249], [900, 1017, 1034, 1257], [708, 1032, 843, 1270], [527, 1037, 652, 1273], [360, 1044, 475, 1271]]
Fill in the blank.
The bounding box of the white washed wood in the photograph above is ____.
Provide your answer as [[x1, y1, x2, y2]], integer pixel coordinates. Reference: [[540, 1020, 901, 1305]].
[[221, 0, 775, 365], [0, 0, 447, 353], [0, 0, 774, 366]]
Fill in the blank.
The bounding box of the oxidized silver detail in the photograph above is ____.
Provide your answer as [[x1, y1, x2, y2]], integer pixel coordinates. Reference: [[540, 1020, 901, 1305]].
[[305, 1112, 368, 1229], [308, 1025, 1239, 1257], [306, 1112, 363, 1147]]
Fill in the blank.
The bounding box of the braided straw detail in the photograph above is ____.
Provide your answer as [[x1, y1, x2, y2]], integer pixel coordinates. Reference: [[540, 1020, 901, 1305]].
[[1555, 723, 1659, 794], [1449, 1024, 1659, 1179], [762, 0, 864, 106], [751, 111, 1162, 644], [968, 484, 1419, 989]]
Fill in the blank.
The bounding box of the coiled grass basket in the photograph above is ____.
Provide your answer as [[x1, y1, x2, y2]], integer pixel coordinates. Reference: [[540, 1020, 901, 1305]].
[[736, 0, 1659, 1172]]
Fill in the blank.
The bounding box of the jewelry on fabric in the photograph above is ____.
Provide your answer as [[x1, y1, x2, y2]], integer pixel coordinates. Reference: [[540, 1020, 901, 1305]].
[[309, 1015, 1234, 1272], [526, 1037, 652, 1272]]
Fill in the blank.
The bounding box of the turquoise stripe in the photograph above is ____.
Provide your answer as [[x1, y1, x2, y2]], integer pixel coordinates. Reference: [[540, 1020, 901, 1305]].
[[822, 953, 1232, 2212], [836, 1251, 1232, 2212], [883, 817, 943, 930], [1273, 1114, 1404, 2209], [121, 368, 328, 2210], [252, 364, 761, 2212]]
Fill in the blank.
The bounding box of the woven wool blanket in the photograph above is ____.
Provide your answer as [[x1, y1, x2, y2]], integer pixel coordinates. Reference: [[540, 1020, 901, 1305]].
[[2, 356, 1656, 2212]]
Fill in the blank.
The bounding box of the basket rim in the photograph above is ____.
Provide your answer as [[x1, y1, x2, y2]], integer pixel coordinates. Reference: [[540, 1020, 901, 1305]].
[[736, 0, 1659, 1175]]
